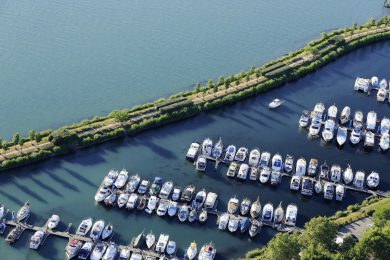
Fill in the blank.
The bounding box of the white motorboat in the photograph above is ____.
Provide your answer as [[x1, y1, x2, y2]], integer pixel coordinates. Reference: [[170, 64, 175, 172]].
[[223, 145, 236, 162], [126, 174, 141, 193], [202, 138, 213, 157], [218, 213, 229, 230], [146, 231, 156, 249], [379, 78, 388, 89], [228, 217, 239, 232], [335, 184, 345, 201], [366, 111, 377, 131], [314, 181, 322, 194], [198, 209, 208, 223], [303, 178, 315, 195], [47, 214, 60, 230], [78, 241, 94, 260], [248, 148, 261, 166], [76, 218, 93, 236], [129, 252, 142, 260], [353, 171, 365, 189], [273, 202, 284, 225], [181, 184, 196, 202], [284, 154, 294, 173], [145, 196, 159, 214], [137, 179, 150, 194], [118, 246, 131, 260], [188, 210, 198, 224], [353, 111, 364, 128], [250, 197, 261, 218], [261, 203, 274, 223], [271, 153, 283, 171], [171, 187, 181, 201], [330, 164, 342, 182], [159, 181, 173, 199], [240, 197, 251, 215], [0, 205, 4, 220], [259, 166, 271, 183], [114, 169, 128, 189], [195, 156, 207, 172], [102, 242, 118, 260], [259, 151, 271, 168], [204, 192, 218, 209], [185, 242, 198, 260], [240, 217, 250, 233], [295, 157, 306, 177], [211, 137, 223, 158], [104, 190, 117, 206], [90, 243, 107, 260], [236, 163, 249, 180], [309, 118, 322, 137], [102, 223, 113, 240], [354, 77, 370, 92], [350, 127, 362, 145], [324, 182, 334, 200], [364, 131, 375, 149], [249, 220, 261, 237], [167, 201, 178, 217], [380, 117, 390, 135], [371, 76, 379, 88], [17, 201, 30, 222], [192, 189, 207, 209], [186, 142, 200, 161], [366, 171, 380, 189], [156, 199, 169, 216], [377, 88, 387, 102], [227, 196, 239, 214], [126, 193, 139, 210], [327, 105, 338, 120], [166, 240, 177, 256], [270, 170, 281, 185], [178, 205, 189, 222], [103, 170, 119, 188], [284, 204, 298, 226], [234, 147, 248, 162], [30, 230, 45, 249], [299, 110, 310, 128], [150, 177, 164, 196], [380, 133, 390, 151], [342, 165, 354, 185], [312, 102, 325, 119], [307, 158, 318, 176], [249, 166, 258, 181], [290, 175, 301, 191], [336, 126, 348, 146], [65, 239, 82, 259], [320, 162, 329, 180], [117, 192, 130, 208], [321, 119, 335, 142], [90, 220, 105, 240], [269, 98, 282, 109], [226, 162, 238, 177], [155, 234, 169, 253], [339, 106, 351, 124]]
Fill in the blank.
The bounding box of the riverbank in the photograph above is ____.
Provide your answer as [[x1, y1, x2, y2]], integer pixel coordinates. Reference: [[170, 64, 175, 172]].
[[1, 16, 390, 172]]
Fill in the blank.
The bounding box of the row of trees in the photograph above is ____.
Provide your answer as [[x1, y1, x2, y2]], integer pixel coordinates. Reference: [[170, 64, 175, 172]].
[[0, 130, 43, 151]]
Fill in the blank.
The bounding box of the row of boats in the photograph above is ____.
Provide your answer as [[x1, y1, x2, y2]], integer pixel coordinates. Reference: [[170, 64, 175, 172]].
[[299, 103, 390, 150], [354, 76, 390, 102]]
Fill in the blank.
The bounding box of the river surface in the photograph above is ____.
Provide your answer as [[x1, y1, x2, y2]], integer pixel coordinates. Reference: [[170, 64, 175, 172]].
[[0, 1, 390, 260]]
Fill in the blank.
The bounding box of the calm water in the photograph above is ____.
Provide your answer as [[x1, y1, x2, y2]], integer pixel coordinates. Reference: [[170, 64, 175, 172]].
[[0, 42, 390, 259], [0, 0, 388, 138]]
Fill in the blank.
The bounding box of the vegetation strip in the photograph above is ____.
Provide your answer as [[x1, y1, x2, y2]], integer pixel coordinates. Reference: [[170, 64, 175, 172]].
[[1, 16, 390, 172]]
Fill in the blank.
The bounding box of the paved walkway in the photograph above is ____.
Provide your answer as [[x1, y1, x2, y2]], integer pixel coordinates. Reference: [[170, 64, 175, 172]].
[[338, 217, 373, 240]]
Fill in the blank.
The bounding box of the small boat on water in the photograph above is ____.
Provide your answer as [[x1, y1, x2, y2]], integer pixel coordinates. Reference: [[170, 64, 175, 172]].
[[259, 151, 271, 168], [301, 178, 314, 196], [336, 126, 348, 146], [117, 192, 130, 208], [379, 78, 388, 89], [314, 180, 322, 194], [155, 234, 169, 253], [126, 174, 141, 193], [198, 209, 208, 223], [330, 165, 342, 183], [248, 148, 261, 166], [269, 98, 282, 109], [271, 153, 283, 171], [186, 142, 200, 161], [364, 131, 375, 149], [228, 217, 239, 232], [322, 119, 335, 142], [102, 242, 118, 260], [261, 203, 274, 223], [340, 106, 351, 124], [65, 239, 82, 259], [212, 137, 223, 158], [114, 169, 128, 189], [371, 76, 379, 88], [90, 220, 105, 241], [335, 184, 345, 201], [236, 163, 249, 180], [204, 192, 218, 209], [118, 246, 131, 260], [137, 179, 151, 195], [159, 181, 173, 199], [126, 193, 139, 210], [166, 240, 177, 256], [249, 166, 258, 181], [284, 154, 294, 173], [226, 162, 238, 178], [377, 88, 387, 102], [343, 165, 354, 185], [320, 162, 329, 180], [295, 157, 306, 177], [145, 196, 159, 214], [250, 197, 261, 218], [350, 127, 362, 145], [327, 105, 338, 120], [380, 117, 390, 135], [192, 189, 207, 209], [90, 243, 107, 260], [218, 213, 229, 230], [17, 201, 30, 222], [178, 206, 189, 222], [366, 171, 380, 189], [354, 77, 370, 92], [103, 170, 119, 188], [366, 111, 377, 131], [185, 242, 198, 260], [133, 231, 145, 248], [270, 170, 281, 185], [0, 205, 4, 220], [234, 147, 248, 162], [380, 133, 390, 151], [224, 145, 236, 162], [30, 230, 45, 250], [0, 220, 5, 235], [259, 166, 271, 183], [284, 204, 298, 226], [307, 158, 318, 176], [290, 176, 301, 191], [188, 208, 198, 222], [273, 202, 284, 225], [240, 197, 251, 215], [137, 196, 147, 211], [104, 190, 117, 206], [202, 138, 213, 157], [353, 171, 365, 189], [102, 223, 113, 240], [353, 111, 364, 128], [76, 218, 93, 236], [78, 241, 94, 260], [309, 118, 322, 137], [195, 156, 207, 172], [171, 187, 181, 201], [167, 201, 178, 217], [149, 177, 164, 196], [312, 102, 325, 119], [299, 110, 310, 128], [240, 217, 250, 233], [181, 184, 196, 202], [249, 220, 261, 237], [324, 182, 334, 200], [146, 231, 156, 249], [47, 214, 60, 230], [227, 196, 239, 214]]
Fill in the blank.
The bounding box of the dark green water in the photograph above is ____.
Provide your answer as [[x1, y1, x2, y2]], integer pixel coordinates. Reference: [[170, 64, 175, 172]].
[[0, 1, 390, 259]]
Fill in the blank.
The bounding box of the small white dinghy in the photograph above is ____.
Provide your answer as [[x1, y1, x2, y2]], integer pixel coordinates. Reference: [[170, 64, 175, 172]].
[[269, 99, 282, 109], [342, 165, 354, 185], [366, 171, 380, 189], [336, 126, 348, 146]]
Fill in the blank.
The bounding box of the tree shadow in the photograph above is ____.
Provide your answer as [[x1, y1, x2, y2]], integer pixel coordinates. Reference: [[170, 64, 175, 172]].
[[30, 176, 63, 197], [12, 181, 48, 204], [63, 168, 96, 188], [0, 190, 23, 205], [43, 169, 79, 192]]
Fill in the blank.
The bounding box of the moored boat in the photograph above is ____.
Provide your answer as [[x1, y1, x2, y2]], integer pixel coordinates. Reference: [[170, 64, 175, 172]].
[[320, 161, 329, 180], [145, 195, 159, 214], [65, 239, 82, 259], [354, 77, 370, 92], [312, 102, 325, 119], [330, 164, 342, 182], [339, 106, 351, 124], [314, 180, 322, 194], [342, 165, 354, 185], [204, 192, 218, 209], [273, 202, 284, 226], [181, 184, 196, 202], [377, 88, 387, 102], [249, 220, 261, 237], [335, 184, 345, 201], [380, 133, 390, 152], [270, 170, 281, 185], [217, 213, 229, 230], [90, 243, 107, 260], [259, 166, 271, 184], [178, 205, 189, 222], [202, 138, 213, 157], [309, 118, 321, 137], [114, 169, 128, 189], [284, 154, 294, 173], [76, 218, 93, 236], [269, 98, 282, 109], [103, 170, 119, 188], [321, 119, 335, 142], [324, 182, 334, 200], [240, 217, 250, 233], [301, 177, 314, 196], [336, 126, 348, 146], [366, 171, 380, 189], [195, 156, 207, 172], [236, 163, 249, 180], [133, 231, 145, 248], [185, 242, 197, 260], [146, 231, 156, 249], [327, 105, 338, 120], [16, 201, 30, 222], [307, 158, 318, 176], [227, 196, 239, 214], [167, 201, 178, 217], [290, 175, 301, 191], [126, 174, 141, 193], [259, 151, 271, 168], [159, 181, 174, 199], [212, 137, 223, 158], [380, 117, 390, 135], [299, 110, 310, 128], [261, 203, 274, 223], [350, 127, 362, 145], [166, 240, 177, 256], [186, 142, 200, 161], [137, 179, 151, 195], [90, 220, 105, 241], [149, 177, 164, 196], [371, 76, 379, 88], [192, 189, 207, 209], [249, 166, 258, 181], [234, 147, 248, 162], [240, 197, 251, 215], [117, 192, 130, 208], [102, 242, 117, 260], [353, 170, 365, 189], [226, 162, 238, 178], [198, 209, 208, 224], [155, 234, 169, 253], [227, 217, 239, 233], [284, 204, 298, 226], [366, 111, 377, 131], [364, 131, 375, 150], [171, 187, 181, 201], [295, 157, 306, 177], [271, 153, 283, 172], [353, 111, 364, 128], [223, 145, 236, 162], [118, 246, 131, 260], [126, 193, 139, 210], [30, 230, 45, 250], [47, 214, 60, 230], [250, 197, 261, 218], [101, 223, 113, 240], [248, 148, 261, 166], [78, 241, 94, 260]]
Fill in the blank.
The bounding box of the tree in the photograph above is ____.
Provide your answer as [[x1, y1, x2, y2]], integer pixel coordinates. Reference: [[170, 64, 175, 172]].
[[352, 21, 358, 30], [300, 216, 338, 251], [353, 226, 390, 260], [217, 76, 225, 86], [194, 83, 201, 93], [365, 18, 376, 28], [373, 203, 390, 227], [213, 85, 218, 93], [206, 79, 213, 89], [300, 244, 334, 260], [321, 32, 328, 40], [35, 133, 42, 143], [109, 110, 128, 122], [0, 138, 2, 149], [28, 130, 36, 141], [12, 132, 20, 146], [259, 232, 300, 260]]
